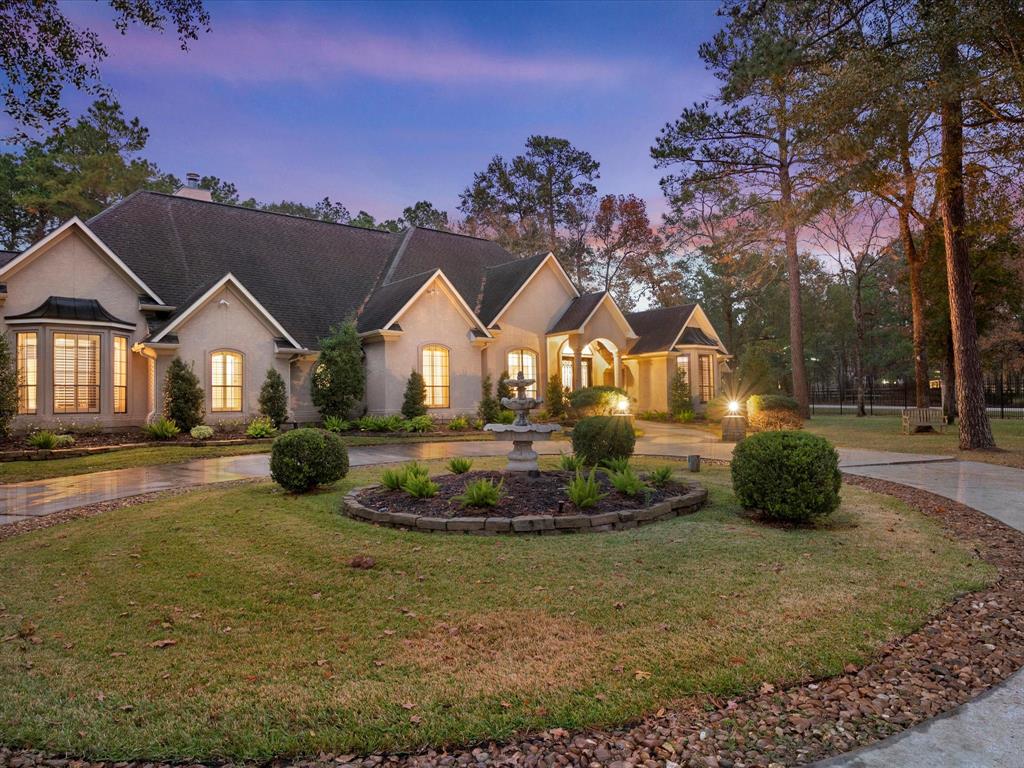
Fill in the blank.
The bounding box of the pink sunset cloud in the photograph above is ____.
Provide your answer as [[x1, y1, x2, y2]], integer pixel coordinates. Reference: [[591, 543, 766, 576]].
[[97, 19, 630, 87]]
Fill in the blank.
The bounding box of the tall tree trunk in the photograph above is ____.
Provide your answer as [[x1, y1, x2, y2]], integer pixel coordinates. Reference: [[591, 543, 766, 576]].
[[853, 275, 867, 417], [896, 121, 929, 407], [942, 327, 957, 423], [938, 41, 995, 449], [776, 111, 810, 419]]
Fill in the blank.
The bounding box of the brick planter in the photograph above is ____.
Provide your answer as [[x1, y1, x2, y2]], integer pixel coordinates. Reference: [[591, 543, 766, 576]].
[[341, 484, 708, 535]]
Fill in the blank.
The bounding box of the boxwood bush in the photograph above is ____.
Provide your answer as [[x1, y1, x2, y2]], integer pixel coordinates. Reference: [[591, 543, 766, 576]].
[[270, 428, 349, 493], [746, 394, 802, 432], [731, 431, 841, 524], [571, 415, 635, 466]]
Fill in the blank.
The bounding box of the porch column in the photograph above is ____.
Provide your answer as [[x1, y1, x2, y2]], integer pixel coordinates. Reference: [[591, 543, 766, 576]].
[[570, 333, 583, 391], [613, 350, 621, 388]]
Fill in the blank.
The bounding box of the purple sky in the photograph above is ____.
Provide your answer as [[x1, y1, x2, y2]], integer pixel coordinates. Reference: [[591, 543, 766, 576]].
[[62, 0, 724, 222]]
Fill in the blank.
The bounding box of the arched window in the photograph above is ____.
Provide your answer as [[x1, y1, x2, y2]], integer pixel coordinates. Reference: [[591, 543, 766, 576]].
[[506, 348, 538, 397], [421, 345, 450, 408], [211, 350, 243, 412]]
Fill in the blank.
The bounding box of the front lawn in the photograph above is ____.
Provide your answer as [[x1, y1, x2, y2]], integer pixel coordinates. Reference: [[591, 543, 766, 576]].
[[804, 414, 1024, 468], [0, 457, 990, 760], [0, 433, 490, 484]]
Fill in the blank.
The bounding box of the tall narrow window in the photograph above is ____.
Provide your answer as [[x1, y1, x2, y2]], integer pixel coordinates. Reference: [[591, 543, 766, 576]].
[[113, 336, 128, 414], [421, 345, 450, 408], [676, 354, 690, 386], [16, 332, 37, 415], [211, 351, 243, 411], [698, 354, 713, 403], [53, 333, 100, 413], [506, 349, 537, 397]]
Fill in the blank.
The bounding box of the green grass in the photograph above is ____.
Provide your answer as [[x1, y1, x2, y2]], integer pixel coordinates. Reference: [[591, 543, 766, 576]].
[[804, 414, 1024, 467], [0, 457, 990, 760], [0, 434, 490, 484]]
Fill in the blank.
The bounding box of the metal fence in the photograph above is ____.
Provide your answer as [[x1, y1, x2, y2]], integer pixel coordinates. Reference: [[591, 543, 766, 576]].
[[809, 372, 1024, 419]]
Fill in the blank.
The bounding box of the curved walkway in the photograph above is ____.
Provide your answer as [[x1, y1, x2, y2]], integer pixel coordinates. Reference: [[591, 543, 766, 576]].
[[2, 423, 1022, 766]]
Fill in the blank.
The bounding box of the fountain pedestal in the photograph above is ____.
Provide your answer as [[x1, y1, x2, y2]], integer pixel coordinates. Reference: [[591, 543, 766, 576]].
[[484, 371, 562, 473]]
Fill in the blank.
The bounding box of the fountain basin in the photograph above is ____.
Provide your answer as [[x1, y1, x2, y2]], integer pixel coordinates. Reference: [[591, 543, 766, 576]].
[[484, 423, 562, 473]]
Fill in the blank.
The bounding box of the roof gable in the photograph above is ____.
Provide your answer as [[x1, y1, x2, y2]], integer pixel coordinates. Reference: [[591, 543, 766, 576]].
[[479, 252, 579, 327], [359, 269, 491, 338], [149, 273, 302, 349], [625, 304, 696, 354], [0, 217, 163, 303]]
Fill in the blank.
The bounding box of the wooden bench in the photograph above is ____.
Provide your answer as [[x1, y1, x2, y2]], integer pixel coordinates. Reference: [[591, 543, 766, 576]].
[[901, 407, 947, 434]]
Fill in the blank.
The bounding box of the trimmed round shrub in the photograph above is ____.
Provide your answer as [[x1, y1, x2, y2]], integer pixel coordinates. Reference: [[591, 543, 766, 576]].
[[746, 394, 802, 432], [568, 386, 628, 418], [731, 431, 841, 524], [571, 415, 636, 466], [270, 428, 349, 493]]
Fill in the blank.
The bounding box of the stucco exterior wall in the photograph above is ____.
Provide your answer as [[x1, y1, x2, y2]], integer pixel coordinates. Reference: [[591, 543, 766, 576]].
[[1, 229, 152, 430], [153, 283, 289, 425], [363, 341, 388, 416], [486, 261, 576, 391], [371, 278, 483, 417], [289, 356, 319, 423]]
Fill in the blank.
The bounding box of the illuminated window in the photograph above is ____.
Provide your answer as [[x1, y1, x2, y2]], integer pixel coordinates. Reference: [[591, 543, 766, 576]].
[[421, 345, 449, 408], [211, 350, 243, 412], [698, 354, 713, 403], [506, 349, 537, 397], [113, 336, 128, 414], [560, 342, 592, 389], [53, 333, 100, 413], [16, 332, 37, 415]]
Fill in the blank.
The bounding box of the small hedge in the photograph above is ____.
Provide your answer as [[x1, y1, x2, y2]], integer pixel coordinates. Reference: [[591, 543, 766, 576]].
[[571, 415, 635, 466], [270, 428, 349, 493], [747, 394, 802, 432], [731, 431, 841, 524], [568, 385, 627, 417]]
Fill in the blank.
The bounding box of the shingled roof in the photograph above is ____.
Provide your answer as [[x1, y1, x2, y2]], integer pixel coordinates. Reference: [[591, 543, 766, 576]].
[[547, 292, 606, 334], [624, 304, 696, 354], [0, 250, 18, 269], [356, 269, 437, 334]]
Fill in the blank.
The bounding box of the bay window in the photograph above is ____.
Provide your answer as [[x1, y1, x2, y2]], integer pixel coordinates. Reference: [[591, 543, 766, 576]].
[[421, 344, 450, 408], [53, 332, 100, 413], [113, 336, 128, 413], [211, 350, 243, 412], [16, 332, 37, 415]]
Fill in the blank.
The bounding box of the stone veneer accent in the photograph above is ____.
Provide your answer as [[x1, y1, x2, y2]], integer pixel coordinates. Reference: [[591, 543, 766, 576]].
[[341, 485, 708, 534]]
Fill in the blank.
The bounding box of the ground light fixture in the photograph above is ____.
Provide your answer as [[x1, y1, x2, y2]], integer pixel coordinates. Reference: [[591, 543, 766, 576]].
[[616, 395, 630, 414], [727, 399, 741, 414], [721, 397, 747, 442]]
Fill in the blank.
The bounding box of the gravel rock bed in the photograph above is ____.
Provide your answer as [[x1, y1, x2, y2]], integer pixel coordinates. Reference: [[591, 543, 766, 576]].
[[3, 475, 1023, 767]]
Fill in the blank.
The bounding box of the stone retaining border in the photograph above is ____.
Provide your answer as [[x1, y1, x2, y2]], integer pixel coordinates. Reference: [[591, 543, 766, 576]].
[[341, 484, 708, 534], [0, 437, 274, 463]]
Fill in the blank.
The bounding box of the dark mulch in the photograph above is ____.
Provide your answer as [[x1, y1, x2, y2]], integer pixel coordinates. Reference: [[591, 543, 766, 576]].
[[3, 475, 1024, 768], [357, 469, 694, 519]]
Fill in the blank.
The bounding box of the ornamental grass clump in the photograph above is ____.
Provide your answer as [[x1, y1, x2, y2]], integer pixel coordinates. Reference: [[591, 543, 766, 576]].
[[270, 428, 349, 493], [27, 430, 58, 449], [600, 456, 630, 473], [447, 457, 473, 474], [143, 417, 180, 440], [403, 474, 439, 499], [608, 466, 649, 497], [731, 431, 841, 525], [322, 415, 350, 433], [245, 416, 277, 438], [647, 466, 674, 487], [566, 469, 606, 509], [400, 415, 433, 433], [454, 477, 503, 508], [559, 453, 583, 471]]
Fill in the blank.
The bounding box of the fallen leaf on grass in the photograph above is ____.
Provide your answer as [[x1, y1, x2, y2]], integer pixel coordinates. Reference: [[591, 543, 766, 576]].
[[634, 670, 652, 681], [409, 714, 422, 724], [759, 682, 775, 694], [148, 638, 177, 649], [401, 702, 416, 710]]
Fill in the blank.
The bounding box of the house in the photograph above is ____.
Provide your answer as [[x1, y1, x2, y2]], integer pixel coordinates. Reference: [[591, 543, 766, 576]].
[[0, 183, 730, 431]]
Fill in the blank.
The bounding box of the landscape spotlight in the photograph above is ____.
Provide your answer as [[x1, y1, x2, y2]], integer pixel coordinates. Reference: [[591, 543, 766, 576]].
[[616, 396, 630, 414], [727, 400, 741, 414]]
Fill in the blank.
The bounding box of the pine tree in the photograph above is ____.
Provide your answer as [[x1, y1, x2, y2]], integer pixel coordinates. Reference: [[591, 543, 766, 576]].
[[311, 319, 364, 419], [496, 370, 513, 407], [259, 368, 288, 427], [402, 370, 427, 419], [0, 334, 19, 435], [669, 369, 693, 419], [162, 357, 204, 430]]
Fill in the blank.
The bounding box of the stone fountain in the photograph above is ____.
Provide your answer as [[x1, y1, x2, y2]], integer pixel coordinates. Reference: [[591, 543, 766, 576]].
[[484, 371, 562, 473]]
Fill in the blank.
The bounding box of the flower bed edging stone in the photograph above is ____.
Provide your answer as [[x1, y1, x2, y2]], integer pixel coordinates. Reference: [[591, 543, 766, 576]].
[[341, 484, 708, 534]]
